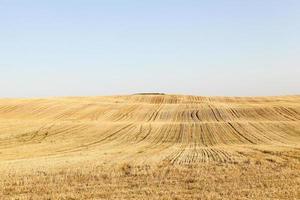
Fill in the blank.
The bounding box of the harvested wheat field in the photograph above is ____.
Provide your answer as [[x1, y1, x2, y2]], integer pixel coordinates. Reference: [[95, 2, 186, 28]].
[[0, 94, 299, 199]]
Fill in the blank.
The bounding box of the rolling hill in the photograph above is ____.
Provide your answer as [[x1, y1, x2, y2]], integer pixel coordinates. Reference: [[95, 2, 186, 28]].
[[0, 94, 299, 199]]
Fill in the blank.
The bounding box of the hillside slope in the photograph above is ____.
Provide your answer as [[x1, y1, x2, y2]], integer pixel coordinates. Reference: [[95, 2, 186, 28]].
[[0, 95, 299, 199]]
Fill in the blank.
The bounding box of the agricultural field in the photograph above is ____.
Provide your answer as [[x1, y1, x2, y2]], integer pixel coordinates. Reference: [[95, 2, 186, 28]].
[[0, 94, 299, 199]]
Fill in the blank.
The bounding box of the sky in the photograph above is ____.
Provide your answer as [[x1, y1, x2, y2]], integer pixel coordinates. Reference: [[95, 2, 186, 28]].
[[0, 0, 299, 97]]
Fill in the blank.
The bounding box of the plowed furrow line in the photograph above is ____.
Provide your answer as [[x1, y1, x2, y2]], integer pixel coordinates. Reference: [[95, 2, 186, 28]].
[[227, 122, 255, 144], [0, 124, 87, 147], [287, 108, 300, 120], [162, 125, 183, 163], [246, 123, 284, 144], [136, 124, 152, 143], [135, 124, 176, 161], [108, 105, 137, 122], [195, 110, 202, 121], [29, 124, 89, 144], [229, 108, 240, 120], [169, 124, 189, 164], [201, 124, 217, 146], [208, 105, 220, 122], [55, 124, 135, 153], [147, 104, 163, 122], [233, 123, 266, 144], [202, 148, 209, 162], [249, 123, 293, 144], [190, 110, 197, 122], [274, 107, 298, 121], [119, 127, 173, 162], [216, 149, 234, 162], [53, 104, 93, 120], [198, 125, 206, 146]]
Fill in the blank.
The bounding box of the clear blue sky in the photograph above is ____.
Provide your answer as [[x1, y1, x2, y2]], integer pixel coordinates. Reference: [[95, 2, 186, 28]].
[[0, 0, 299, 97]]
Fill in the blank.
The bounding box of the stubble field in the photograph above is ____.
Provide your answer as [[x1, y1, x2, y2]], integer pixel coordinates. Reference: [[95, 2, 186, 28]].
[[0, 94, 299, 199]]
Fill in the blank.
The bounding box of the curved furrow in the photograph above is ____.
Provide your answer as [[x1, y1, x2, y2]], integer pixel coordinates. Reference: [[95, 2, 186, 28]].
[[53, 123, 135, 154], [227, 122, 256, 144], [251, 122, 299, 144], [273, 106, 299, 121]]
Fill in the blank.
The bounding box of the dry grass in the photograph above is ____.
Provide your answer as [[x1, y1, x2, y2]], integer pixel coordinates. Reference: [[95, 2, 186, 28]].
[[0, 94, 299, 199]]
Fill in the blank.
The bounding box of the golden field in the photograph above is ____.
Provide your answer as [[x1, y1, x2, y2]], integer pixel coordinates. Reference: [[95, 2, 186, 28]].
[[0, 94, 299, 199]]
